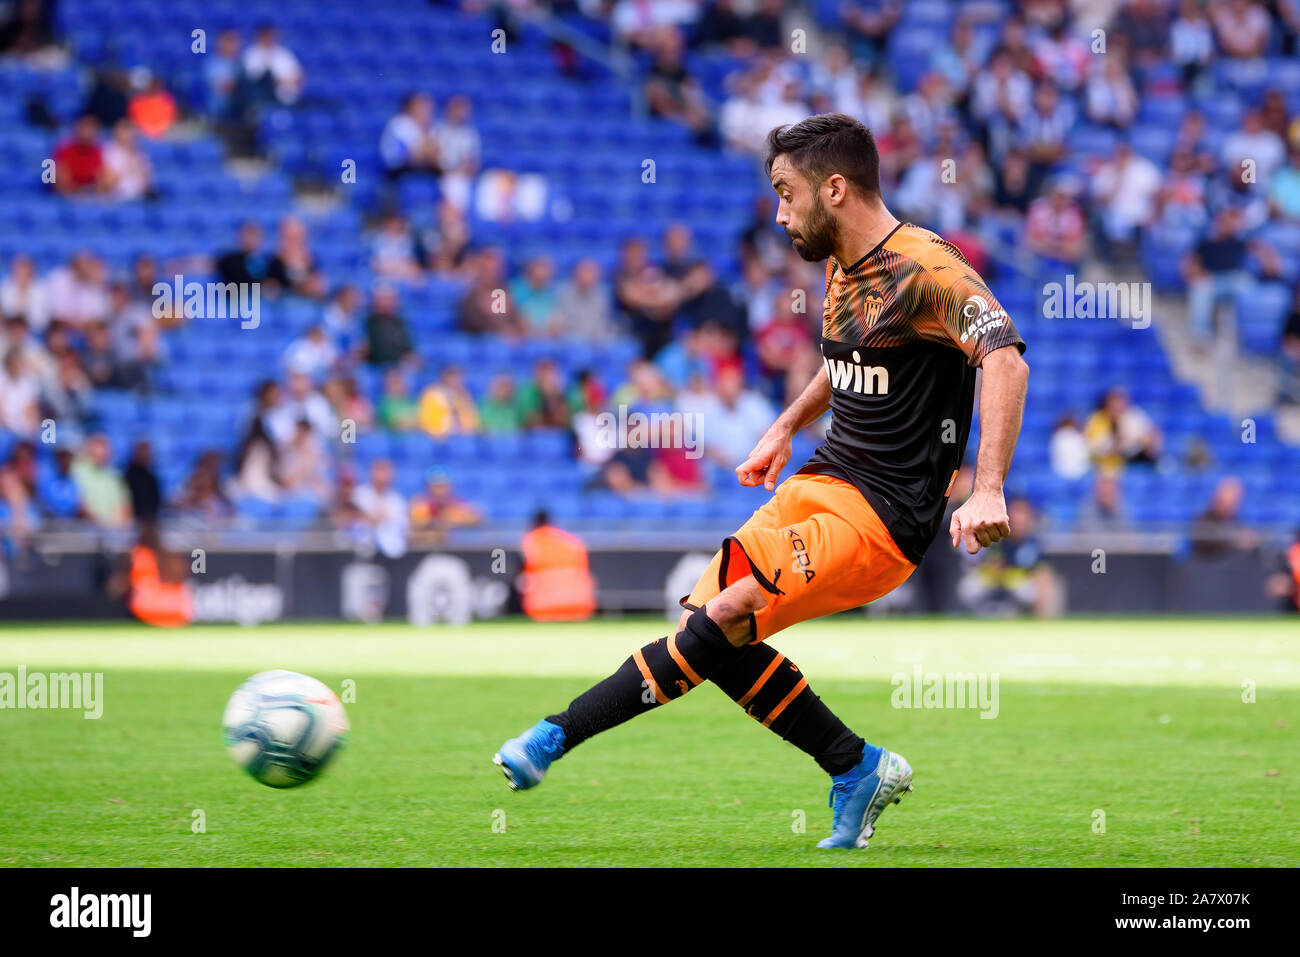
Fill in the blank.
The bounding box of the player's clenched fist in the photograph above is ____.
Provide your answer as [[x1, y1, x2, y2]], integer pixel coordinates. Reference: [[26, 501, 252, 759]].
[[949, 488, 1011, 554], [736, 424, 793, 490]]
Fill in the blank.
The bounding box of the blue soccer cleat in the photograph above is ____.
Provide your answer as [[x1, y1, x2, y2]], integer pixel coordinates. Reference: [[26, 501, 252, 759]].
[[816, 747, 913, 849], [493, 719, 566, 790]]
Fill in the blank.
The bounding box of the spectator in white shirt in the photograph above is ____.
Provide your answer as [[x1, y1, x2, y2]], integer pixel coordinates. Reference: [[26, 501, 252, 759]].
[[556, 259, 617, 342], [809, 45, 861, 114], [1032, 20, 1090, 92], [368, 212, 425, 282], [895, 123, 968, 233], [839, 68, 896, 139], [322, 284, 364, 359], [1092, 142, 1163, 245], [971, 50, 1032, 129], [241, 24, 303, 105], [284, 326, 339, 380], [1084, 54, 1138, 129], [0, 348, 41, 438], [100, 119, 153, 201], [931, 17, 990, 98], [46, 252, 111, 328], [266, 371, 338, 446], [689, 365, 775, 469], [353, 458, 409, 558], [106, 281, 162, 373], [204, 28, 243, 116], [380, 93, 440, 178], [278, 419, 333, 504], [1210, 0, 1270, 59], [902, 72, 958, 149], [1171, 0, 1215, 88], [1221, 110, 1287, 188], [1049, 413, 1091, 480], [611, 0, 698, 51], [721, 68, 807, 155], [434, 94, 481, 212], [2, 316, 55, 393], [0, 254, 51, 333]]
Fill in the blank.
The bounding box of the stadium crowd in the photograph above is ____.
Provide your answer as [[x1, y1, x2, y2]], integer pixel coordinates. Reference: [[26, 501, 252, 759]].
[[1, 0, 1298, 580]]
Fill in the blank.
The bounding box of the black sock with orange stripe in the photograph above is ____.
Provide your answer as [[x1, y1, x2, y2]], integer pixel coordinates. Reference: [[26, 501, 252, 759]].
[[710, 642, 865, 776], [546, 605, 739, 749]]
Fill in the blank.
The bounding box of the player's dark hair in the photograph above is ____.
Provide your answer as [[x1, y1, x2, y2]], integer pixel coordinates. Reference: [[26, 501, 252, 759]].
[[764, 113, 881, 199]]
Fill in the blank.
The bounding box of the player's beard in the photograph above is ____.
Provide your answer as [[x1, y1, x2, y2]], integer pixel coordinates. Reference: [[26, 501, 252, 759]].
[[786, 194, 838, 262]]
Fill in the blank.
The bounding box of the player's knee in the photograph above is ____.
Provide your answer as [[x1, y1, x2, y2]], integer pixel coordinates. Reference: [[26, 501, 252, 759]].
[[705, 578, 766, 646]]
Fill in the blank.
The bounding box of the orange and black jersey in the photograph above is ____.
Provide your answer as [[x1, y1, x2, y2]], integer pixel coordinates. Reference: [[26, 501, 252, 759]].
[[796, 222, 1026, 563]]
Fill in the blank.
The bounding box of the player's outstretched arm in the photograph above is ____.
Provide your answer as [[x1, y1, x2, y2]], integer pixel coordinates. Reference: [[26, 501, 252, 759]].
[[950, 344, 1029, 554], [736, 365, 830, 491]]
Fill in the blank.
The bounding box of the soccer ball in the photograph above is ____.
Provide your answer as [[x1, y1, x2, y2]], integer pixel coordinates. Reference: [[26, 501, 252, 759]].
[[222, 670, 348, 788]]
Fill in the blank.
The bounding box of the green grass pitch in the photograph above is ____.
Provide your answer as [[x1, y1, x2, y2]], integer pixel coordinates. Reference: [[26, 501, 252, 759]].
[[0, 617, 1295, 867]]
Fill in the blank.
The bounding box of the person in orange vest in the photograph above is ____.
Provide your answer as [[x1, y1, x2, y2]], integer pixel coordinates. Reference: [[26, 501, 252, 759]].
[[1266, 529, 1300, 613], [518, 510, 595, 622], [126, 523, 194, 627], [127, 72, 177, 138], [1290, 536, 1300, 613]]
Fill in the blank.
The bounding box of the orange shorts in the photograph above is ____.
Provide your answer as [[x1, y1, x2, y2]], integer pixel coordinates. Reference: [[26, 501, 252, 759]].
[[683, 473, 916, 643]]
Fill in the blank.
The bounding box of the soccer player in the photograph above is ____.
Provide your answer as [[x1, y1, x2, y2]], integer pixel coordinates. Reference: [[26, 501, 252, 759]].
[[493, 114, 1030, 849]]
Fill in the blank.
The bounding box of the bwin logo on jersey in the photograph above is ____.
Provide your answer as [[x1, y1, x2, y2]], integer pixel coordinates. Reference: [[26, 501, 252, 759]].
[[959, 294, 1007, 344], [824, 350, 889, 395]]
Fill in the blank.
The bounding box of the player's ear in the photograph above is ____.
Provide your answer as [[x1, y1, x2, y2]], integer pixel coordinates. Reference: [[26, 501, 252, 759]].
[[825, 173, 848, 207]]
